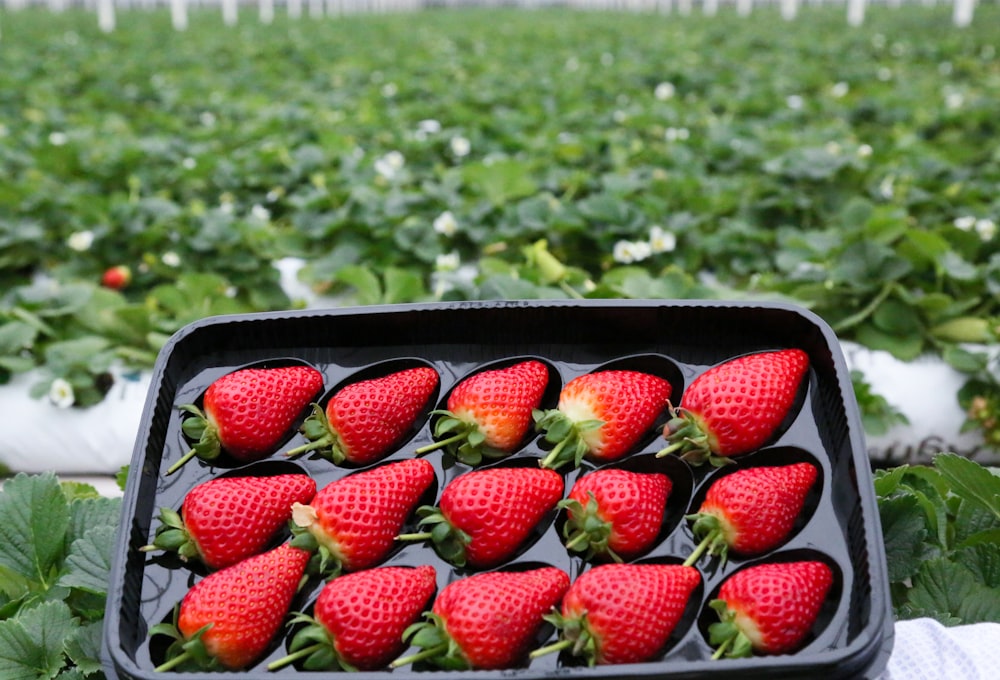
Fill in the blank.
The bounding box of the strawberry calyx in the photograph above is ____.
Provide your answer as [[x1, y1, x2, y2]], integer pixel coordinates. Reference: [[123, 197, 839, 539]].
[[533, 408, 603, 470], [168, 404, 222, 475], [289, 503, 344, 579], [682, 511, 732, 567], [391, 612, 469, 670], [530, 608, 599, 666], [656, 408, 732, 468], [414, 410, 503, 466], [707, 599, 755, 660], [151, 609, 221, 672], [558, 492, 621, 563], [284, 403, 348, 465], [139, 506, 203, 564], [267, 611, 357, 672], [396, 505, 472, 567]]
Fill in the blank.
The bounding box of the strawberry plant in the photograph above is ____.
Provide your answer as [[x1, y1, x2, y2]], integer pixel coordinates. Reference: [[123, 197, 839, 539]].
[[874, 452, 1000, 625], [0, 472, 123, 678]]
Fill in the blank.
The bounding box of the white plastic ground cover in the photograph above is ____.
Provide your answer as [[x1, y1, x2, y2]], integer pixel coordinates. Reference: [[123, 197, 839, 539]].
[[878, 618, 1000, 680]]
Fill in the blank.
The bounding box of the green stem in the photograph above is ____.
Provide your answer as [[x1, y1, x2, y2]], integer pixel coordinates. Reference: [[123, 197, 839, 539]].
[[656, 440, 685, 458], [166, 448, 198, 476], [154, 651, 192, 673], [267, 642, 325, 671], [711, 637, 732, 661], [414, 432, 465, 455], [390, 642, 449, 668], [396, 531, 434, 542], [558, 280, 584, 300], [831, 281, 895, 333], [529, 638, 573, 660], [284, 436, 330, 459], [682, 532, 714, 567], [563, 531, 591, 552], [540, 437, 570, 469]]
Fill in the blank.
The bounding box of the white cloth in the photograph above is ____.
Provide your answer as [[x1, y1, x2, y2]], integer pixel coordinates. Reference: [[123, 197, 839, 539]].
[[880, 618, 1000, 679]]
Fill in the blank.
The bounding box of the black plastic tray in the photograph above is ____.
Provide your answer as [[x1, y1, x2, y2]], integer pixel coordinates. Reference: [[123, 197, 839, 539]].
[[103, 299, 894, 680]]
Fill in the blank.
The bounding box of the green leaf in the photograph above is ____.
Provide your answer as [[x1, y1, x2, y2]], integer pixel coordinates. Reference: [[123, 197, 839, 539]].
[[878, 493, 934, 582], [67, 497, 121, 547], [0, 600, 78, 680], [461, 158, 537, 206], [0, 473, 70, 585], [58, 525, 117, 596], [934, 453, 1000, 519], [954, 543, 1000, 588], [335, 265, 382, 305], [908, 558, 1000, 625], [63, 620, 104, 677]]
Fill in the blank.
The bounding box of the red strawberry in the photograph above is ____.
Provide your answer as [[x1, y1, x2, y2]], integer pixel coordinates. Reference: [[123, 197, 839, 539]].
[[398, 466, 564, 568], [393, 567, 570, 670], [170, 365, 324, 475], [415, 360, 549, 465], [658, 349, 809, 466], [141, 473, 317, 570], [268, 565, 437, 672], [532, 563, 700, 666], [290, 458, 435, 574], [100, 265, 132, 290], [534, 370, 672, 470], [560, 468, 672, 562], [151, 543, 310, 671], [285, 366, 438, 466], [684, 462, 818, 566], [709, 560, 833, 658]]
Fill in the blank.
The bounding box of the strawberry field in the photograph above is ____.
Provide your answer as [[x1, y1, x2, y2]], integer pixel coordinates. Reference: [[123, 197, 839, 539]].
[[1, 5, 1000, 677]]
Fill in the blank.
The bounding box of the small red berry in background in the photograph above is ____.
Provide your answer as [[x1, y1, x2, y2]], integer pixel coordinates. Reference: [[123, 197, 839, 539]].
[[101, 265, 132, 290]]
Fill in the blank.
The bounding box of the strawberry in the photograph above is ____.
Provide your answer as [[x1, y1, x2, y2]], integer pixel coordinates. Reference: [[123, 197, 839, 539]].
[[170, 365, 324, 475], [684, 462, 818, 566], [709, 560, 833, 658], [141, 473, 317, 570], [658, 349, 809, 467], [534, 370, 672, 470], [415, 360, 549, 465], [398, 466, 564, 568], [268, 565, 437, 672], [290, 458, 435, 574], [151, 543, 310, 671], [100, 264, 132, 290], [531, 563, 700, 666], [393, 567, 570, 670], [560, 468, 672, 562], [285, 366, 438, 466]]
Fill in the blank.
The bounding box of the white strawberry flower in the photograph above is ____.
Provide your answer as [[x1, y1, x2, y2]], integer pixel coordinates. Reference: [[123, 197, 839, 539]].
[[49, 131, 68, 146], [830, 82, 849, 98], [49, 378, 75, 409], [433, 211, 458, 237], [648, 226, 677, 254], [435, 251, 460, 272], [953, 216, 976, 231], [654, 81, 676, 101], [450, 136, 471, 158], [182, 157, 197, 170], [857, 144, 873, 158], [375, 151, 405, 179], [67, 230, 94, 252], [614, 240, 651, 264], [251, 204, 271, 221], [162, 251, 181, 267], [975, 218, 997, 241]]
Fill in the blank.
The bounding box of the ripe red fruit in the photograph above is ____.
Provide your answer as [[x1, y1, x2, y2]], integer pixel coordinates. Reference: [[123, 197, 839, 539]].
[[532, 563, 701, 666], [709, 560, 834, 658], [658, 349, 809, 467], [286, 366, 438, 466], [561, 468, 672, 562], [415, 360, 550, 465], [398, 466, 564, 568], [290, 458, 435, 574], [393, 567, 570, 670], [101, 265, 132, 290], [535, 370, 672, 470], [268, 565, 438, 672], [141, 473, 317, 570], [684, 462, 818, 566], [170, 365, 324, 475], [152, 543, 311, 672]]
